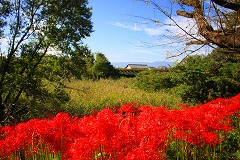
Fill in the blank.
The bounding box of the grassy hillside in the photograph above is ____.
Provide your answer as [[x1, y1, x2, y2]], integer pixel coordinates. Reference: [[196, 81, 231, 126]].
[[62, 78, 182, 116]]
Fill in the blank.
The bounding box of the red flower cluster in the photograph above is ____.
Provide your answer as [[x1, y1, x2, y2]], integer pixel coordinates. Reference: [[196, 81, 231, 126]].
[[0, 94, 239, 159]]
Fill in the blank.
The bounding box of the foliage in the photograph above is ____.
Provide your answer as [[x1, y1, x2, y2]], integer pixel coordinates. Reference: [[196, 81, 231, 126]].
[[175, 52, 240, 103], [90, 52, 119, 79], [59, 46, 92, 80], [82, 52, 95, 78], [0, 0, 12, 37], [135, 70, 180, 92], [0, 94, 239, 159], [0, 0, 93, 125], [135, 49, 240, 104], [0, 53, 69, 123], [40, 48, 118, 81]]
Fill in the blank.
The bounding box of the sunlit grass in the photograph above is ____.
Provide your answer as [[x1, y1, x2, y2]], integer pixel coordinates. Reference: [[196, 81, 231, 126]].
[[62, 78, 182, 115]]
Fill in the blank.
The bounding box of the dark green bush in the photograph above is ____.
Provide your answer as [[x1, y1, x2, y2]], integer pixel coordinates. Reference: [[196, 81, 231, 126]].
[[90, 52, 119, 79], [135, 70, 179, 92], [176, 55, 240, 103], [135, 49, 240, 104]]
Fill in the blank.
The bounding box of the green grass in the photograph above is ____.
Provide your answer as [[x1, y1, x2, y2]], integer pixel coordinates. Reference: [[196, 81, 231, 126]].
[[61, 78, 182, 116]]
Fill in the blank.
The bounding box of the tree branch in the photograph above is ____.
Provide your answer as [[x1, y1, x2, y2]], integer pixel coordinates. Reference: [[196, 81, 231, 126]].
[[211, 0, 240, 11], [179, 0, 198, 6], [186, 40, 209, 45], [178, 0, 240, 50], [176, 10, 194, 18]]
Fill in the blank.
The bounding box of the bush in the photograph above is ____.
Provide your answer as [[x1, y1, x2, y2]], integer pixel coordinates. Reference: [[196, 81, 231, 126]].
[[175, 55, 240, 103], [135, 70, 179, 92], [135, 51, 240, 104], [90, 52, 119, 79]]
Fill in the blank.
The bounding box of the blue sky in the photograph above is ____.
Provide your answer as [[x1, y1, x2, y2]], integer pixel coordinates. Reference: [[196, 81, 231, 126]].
[[83, 0, 185, 63], [0, 0, 211, 63], [83, 0, 212, 63]]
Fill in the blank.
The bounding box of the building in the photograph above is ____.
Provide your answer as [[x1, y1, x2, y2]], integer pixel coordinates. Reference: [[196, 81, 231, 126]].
[[157, 66, 168, 70], [125, 64, 149, 69]]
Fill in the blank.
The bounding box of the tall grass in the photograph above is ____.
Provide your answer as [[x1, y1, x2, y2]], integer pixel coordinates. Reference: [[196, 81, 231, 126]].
[[61, 78, 182, 116]]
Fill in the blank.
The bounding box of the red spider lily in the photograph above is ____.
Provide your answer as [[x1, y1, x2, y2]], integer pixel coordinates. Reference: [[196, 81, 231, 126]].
[[0, 94, 239, 159]]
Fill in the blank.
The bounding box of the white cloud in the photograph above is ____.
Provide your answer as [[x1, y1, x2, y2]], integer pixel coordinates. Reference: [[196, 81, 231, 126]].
[[110, 22, 143, 32], [111, 15, 212, 58], [111, 21, 165, 36], [111, 15, 201, 39], [144, 27, 163, 36]]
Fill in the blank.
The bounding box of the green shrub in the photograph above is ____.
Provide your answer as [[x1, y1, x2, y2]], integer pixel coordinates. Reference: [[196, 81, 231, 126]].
[[175, 55, 240, 103], [135, 50, 240, 104], [135, 70, 179, 92]]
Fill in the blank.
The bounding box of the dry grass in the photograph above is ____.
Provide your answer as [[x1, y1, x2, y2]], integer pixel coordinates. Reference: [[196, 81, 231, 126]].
[[61, 78, 182, 115]]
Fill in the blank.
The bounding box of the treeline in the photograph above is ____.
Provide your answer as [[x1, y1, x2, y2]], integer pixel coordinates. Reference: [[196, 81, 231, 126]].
[[39, 47, 119, 80], [135, 48, 240, 104], [0, 45, 118, 125]]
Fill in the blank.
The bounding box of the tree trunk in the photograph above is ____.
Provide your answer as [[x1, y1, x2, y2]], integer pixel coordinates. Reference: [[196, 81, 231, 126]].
[[178, 0, 240, 52]]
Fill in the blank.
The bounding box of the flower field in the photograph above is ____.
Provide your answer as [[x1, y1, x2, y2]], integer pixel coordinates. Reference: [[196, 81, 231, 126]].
[[0, 94, 240, 159]]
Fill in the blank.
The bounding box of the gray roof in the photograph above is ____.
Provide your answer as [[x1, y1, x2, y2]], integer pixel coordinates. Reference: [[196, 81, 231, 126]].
[[157, 66, 167, 69], [125, 64, 149, 69]]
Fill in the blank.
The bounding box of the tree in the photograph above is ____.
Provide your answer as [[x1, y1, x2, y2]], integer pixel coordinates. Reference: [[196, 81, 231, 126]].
[[82, 52, 95, 79], [174, 52, 240, 103], [0, 0, 93, 124], [134, 0, 240, 55], [91, 52, 119, 79], [62, 45, 92, 79], [0, 0, 12, 37]]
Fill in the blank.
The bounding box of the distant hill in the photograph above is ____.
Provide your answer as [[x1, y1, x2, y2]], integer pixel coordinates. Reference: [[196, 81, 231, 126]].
[[111, 61, 174, 68]]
